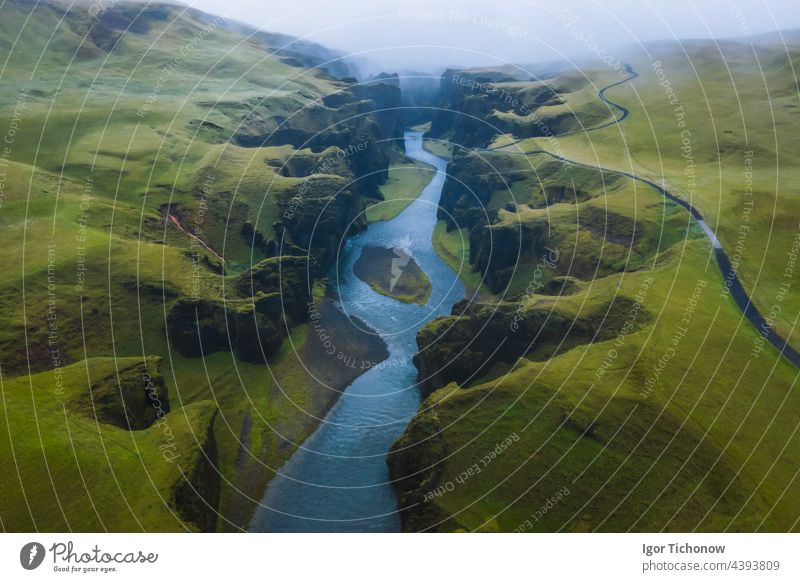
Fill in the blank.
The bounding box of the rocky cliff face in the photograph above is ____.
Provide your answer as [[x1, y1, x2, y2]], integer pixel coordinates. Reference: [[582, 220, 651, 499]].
[[412, 133, 666, 395], [399, 73, 440, 127], [436, 150, 540, 293], [436, 148, 660, 296], [468, 221, 540, 293], [274, 175, 367, 265], [355, 73, 405, 151], [167, 77, 402, 364], [387, 397, 456, 531], [413, 297, 650, 394], [68, 357, 222, 531], [233, 76, 402, 199], [428, 68, 561, 148], [437, 149, 528, 229], [171, 408, 221, 533], [167, 256, 312, 364]]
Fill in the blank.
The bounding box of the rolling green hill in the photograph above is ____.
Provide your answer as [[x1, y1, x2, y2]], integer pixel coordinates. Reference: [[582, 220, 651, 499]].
[[488, 40, 800, 350], [393, 38, 800, 532], [0, 0, 407, 531]]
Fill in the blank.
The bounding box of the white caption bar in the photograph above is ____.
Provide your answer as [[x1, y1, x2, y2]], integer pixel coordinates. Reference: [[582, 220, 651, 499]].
[[0, 533, 797, 581]]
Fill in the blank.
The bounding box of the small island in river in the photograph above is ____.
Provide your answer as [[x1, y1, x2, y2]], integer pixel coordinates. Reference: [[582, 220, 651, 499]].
[[353, 245, 432, 305]]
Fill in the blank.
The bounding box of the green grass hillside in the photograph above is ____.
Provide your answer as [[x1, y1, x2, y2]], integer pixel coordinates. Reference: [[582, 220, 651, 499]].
[[393, 41, 800, 532], [0, 357, 218, 531], [394, 237, 800, 532], [492, 41, 800, 350], [0, 0, 400, 531]]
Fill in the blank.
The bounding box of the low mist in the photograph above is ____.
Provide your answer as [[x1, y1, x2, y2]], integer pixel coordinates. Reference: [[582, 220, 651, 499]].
[[187, 0, 800, 75]]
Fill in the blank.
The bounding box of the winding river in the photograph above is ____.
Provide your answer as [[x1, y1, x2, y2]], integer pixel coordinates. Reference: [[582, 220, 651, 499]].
[[249, 131, 465, 532], [250, 65, 799, 533]]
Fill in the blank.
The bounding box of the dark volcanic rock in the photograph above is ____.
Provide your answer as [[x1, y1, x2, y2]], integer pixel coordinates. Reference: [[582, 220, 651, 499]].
[[436, 150, 528, 232], [172, 409, 221, 532], [277, 176, 368, 265], [235, 256, 312, 322], [388, 403, 456, 532], [428, 68, 561, 147], [232, 80, 402, 198], [167, 255, 314, 362], [166, 298, 230, 358], [166, 297, 288, 364], [469, 221, 540, 294], [354, 73, 405, 151], [413, 297, 650, 394]]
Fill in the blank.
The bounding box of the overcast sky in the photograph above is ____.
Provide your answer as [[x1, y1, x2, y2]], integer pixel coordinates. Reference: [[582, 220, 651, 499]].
[[186, 0, 800, 72]]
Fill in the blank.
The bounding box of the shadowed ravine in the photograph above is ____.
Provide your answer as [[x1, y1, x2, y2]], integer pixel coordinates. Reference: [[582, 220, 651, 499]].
[[249, 132, 465, 532]]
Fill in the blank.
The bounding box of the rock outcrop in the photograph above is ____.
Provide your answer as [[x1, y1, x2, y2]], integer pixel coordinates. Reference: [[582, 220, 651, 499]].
[[167, 256, 312, 364], [171, 407, 221, 532], [233, 76, 402, 199], [274, 176, 367, 266], [413, 297, 650, 394], [428, 68, 561, 148], [387, 393, 456, 531]]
